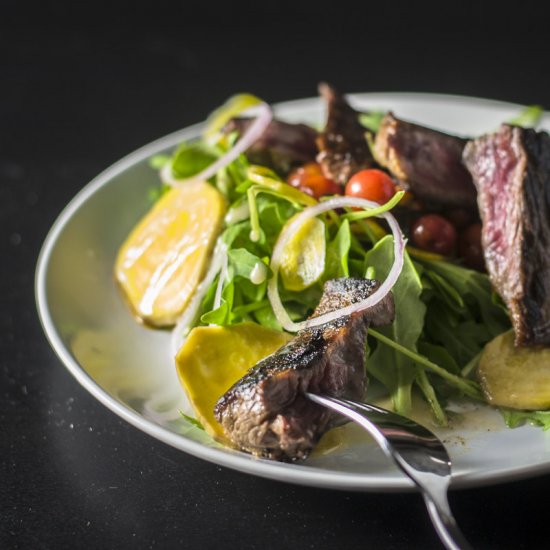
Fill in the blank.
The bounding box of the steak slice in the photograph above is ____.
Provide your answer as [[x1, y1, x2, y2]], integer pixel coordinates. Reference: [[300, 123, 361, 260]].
[[222, 118, 318, 175], [316, 83, 375, 186], [463, 124, 550, 346], [214, 278, 395, 461], [373, 113, 477, 207]]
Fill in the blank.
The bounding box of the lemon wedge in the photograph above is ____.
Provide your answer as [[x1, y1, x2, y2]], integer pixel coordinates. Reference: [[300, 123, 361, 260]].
[[175, 323, 292, 437], [279, 216, 326, 291], [115, 182, 226, 326]]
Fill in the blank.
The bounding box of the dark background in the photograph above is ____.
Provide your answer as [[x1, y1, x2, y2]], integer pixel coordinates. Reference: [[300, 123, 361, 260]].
[[3, 2, 550, 548]]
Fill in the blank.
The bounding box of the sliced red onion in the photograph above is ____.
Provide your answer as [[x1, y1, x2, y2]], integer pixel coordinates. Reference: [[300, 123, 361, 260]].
[[267, 197, 406, 333], [170, 239, 228, 356], [162, 102, 273, 188]]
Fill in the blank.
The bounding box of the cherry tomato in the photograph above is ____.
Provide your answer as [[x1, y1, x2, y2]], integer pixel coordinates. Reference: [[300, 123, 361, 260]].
[[411, 214, 457, 256], [344, 169, 396, 204], [287, 163, 341, 198], [459, 223, 485, 271]]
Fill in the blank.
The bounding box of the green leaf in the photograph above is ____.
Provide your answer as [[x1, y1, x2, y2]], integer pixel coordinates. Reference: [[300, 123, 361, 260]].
[[254, 305, 283, 331], [200, 280, 234, 325], [324, 219, 351, 280], [369, 329, 483, 400], [359, 110, 386, 133], [349, 259, 366, 278], [415, 368, 448, 426], [179, 411, 205, 430], [507, 105, 543, 128], [228, 248, 271, 281], [417, 341, 460, 375], [425, 305, 489, 367], [171, 141, 219, 179], [238, 278, 267, 303], [501, 408, 550, 430], [422, 269, 465, 314], [342, 191, 405, 222], [365, 236, 426, 416], [222, 221, 253, 248], [418, 259, 510, 338], [255, 195, 298, 246], [149, 154, 171, 169]]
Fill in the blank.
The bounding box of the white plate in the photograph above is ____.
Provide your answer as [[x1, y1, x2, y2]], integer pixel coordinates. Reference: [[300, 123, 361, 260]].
[[36, 92, 550, 492]]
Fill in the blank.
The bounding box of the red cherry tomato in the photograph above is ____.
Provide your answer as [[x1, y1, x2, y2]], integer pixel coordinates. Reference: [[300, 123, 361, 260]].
[[344, 169, 397, 204], [459, 223, 485, 271], [287, 163, 341, 198], [411, 214, 458, 256]]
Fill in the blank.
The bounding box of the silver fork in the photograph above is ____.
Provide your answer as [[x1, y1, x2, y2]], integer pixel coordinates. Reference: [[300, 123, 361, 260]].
[[305, 393, 472, 550]]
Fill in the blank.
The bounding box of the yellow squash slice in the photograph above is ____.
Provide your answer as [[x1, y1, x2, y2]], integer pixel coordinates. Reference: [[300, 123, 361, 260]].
[[115, 182, 226, 326], [175, 323, 292, 437], [478, 330, 550, 410]]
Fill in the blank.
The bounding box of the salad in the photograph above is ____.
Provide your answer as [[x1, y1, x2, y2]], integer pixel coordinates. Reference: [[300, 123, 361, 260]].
[[114, 84, 550, 460]]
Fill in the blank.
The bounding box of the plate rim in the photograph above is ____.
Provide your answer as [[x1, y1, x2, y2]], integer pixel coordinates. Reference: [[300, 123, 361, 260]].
[[35, 91, 550, 492]]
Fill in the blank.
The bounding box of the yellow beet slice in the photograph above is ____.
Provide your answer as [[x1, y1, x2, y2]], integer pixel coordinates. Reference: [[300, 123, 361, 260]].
[[115, 182, 226, 326], [279, 216, 326, 291], [175, 323, 292, 437], [478, 330, 550, 410]]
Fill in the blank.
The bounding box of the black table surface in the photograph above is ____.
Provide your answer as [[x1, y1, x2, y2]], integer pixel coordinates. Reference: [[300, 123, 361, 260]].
[[4, 3, 550, 549]]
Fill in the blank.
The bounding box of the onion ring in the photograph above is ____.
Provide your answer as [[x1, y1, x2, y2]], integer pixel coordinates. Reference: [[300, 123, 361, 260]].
[[162, 103, 273, 188], [267, 197, 406, 333]]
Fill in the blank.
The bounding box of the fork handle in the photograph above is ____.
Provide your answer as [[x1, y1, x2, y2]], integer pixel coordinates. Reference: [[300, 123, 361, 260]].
[[422, 492, 473, 550], [305, 393, 473, 550]]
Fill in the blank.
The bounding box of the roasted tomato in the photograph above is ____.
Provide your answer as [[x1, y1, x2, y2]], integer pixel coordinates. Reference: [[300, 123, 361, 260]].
[[287, 162, 341, 198], [411, 214, 457, 256]]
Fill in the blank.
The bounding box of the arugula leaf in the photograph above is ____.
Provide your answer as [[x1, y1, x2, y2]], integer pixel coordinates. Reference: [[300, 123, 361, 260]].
[[422, 269, 466, 314], [415, 368, 448, 426], [365, 236, 426, 416], [149, 154, 171, 169], [200, 280, 234, 325], [507, 105, 543, 128], [254, 305, 283, 331], [501, 408, 550, 430], [418, 259, 510, 339], [359, 110, 387, 133], [417, 341, 460, 375], [179, 411, 205, 430], [228, 248, 271, 281], [222, 221, 251, 248], [171, 141, 219, 179], [369, 329, 483, 400], [425, 304, 490, 367], [324, 219, 351, 280]]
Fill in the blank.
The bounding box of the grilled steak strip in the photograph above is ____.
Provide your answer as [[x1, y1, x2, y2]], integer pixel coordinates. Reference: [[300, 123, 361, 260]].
[[222, 118, 318, 175], [373, 112, 477, 208], [316, 83, 375, 186], [463, 124, 550, 346], [214, 278, 395, 461]]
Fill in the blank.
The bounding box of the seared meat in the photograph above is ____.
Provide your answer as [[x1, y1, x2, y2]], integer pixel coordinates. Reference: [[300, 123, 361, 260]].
[[463, 124, 550, 346], [316, 83, 375, 185], [373, 113, 477, 208], [222, 118, 318, 175], [214, 278, 395, 461]]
